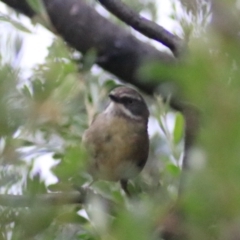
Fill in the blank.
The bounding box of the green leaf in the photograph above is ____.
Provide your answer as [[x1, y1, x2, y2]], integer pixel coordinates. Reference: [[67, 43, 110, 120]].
[[103, 80, 119, 92], [52, 145, 88, 184], [81, 49, 97, 72], [173, 112, 185, 144], [19, 206, 57, 238], [22, 85, 33, 99], [56, 212, 88, 224], [25, 173, 47, 195], [166, 163, 181, 176], [26, 0, 45, 14]]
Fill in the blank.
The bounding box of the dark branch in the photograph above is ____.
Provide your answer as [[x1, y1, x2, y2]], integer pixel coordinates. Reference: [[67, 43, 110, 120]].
[[1, 0, 176, 96], [0, 0, 35, 16], [98, 0, 185, 57]]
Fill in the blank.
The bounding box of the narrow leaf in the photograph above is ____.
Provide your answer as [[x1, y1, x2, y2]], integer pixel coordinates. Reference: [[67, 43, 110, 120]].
[[173, 112, 184, 144]]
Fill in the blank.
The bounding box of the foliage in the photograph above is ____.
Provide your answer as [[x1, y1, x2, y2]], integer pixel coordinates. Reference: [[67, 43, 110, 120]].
[[0, 1, 240, 240]]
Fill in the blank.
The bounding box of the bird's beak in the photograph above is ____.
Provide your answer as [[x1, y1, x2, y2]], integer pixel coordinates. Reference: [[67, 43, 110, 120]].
[[109, 93, 119, 103]]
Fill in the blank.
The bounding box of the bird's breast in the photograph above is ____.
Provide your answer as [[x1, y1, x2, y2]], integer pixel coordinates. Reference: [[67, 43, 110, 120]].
[[83, 113, 149, 181]]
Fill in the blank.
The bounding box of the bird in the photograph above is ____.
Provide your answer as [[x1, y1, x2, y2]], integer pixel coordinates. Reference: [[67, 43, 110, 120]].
[[82, 86, 149, 196]]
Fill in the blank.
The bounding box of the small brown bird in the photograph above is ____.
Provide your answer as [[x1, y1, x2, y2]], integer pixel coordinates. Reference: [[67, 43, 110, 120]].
[[82, 86, 149, 195]]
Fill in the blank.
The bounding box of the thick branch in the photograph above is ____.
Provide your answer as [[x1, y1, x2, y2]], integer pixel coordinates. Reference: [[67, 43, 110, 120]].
[[0, 0, 35, 16], [1, 0, 176, 95], [98, 0, 185, 57]]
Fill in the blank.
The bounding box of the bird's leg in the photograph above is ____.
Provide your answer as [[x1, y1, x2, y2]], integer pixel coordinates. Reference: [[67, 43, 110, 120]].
[[120, 179, 131, 197]]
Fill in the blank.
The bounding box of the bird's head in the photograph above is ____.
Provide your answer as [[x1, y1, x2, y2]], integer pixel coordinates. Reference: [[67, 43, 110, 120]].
[[104, 86, 149, 124]]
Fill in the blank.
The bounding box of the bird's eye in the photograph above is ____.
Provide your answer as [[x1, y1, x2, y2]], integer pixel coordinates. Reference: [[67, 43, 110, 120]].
[[121, 97, 133, 104]]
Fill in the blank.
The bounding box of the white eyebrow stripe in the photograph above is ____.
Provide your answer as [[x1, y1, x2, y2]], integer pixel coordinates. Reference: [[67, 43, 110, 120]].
[[104, 101, 143, 121], [118, 105, 142, 120], [120, 94, 142, 101]]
